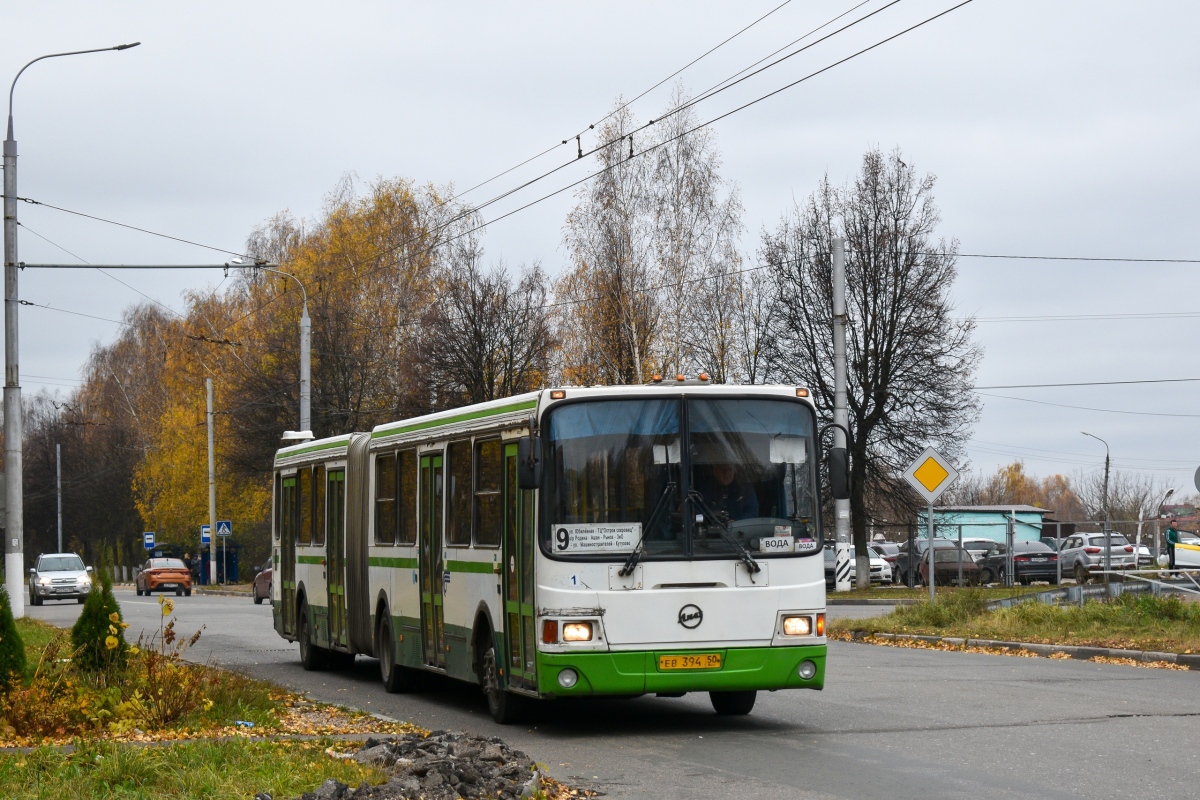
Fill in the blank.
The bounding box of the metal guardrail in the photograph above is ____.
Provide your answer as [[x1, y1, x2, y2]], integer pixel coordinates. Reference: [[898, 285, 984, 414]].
[[985, 569, 1200, 610]]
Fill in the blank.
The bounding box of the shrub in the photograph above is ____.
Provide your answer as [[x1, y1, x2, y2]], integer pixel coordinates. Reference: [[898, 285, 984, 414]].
[[0, 588, 25, 687], [70, 571, 128, 675]]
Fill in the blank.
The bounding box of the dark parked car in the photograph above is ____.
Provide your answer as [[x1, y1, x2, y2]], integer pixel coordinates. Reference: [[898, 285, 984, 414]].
[[893, 538, 964, 586], [252, 562, 272, 605], [917, 546, 981, 586], [976, 540, 1059, 585]]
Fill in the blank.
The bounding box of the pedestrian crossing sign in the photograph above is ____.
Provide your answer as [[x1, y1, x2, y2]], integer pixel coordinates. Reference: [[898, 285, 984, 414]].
[[216, 520, 233, 537]]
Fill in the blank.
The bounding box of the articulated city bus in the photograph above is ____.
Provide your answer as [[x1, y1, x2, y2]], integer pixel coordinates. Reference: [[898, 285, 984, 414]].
[[270, 382, 846, 722]]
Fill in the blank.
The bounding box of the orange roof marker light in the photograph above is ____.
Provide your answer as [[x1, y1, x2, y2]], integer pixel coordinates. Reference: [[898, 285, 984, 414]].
[[796, 388, 810, 398], [698, 373, 711, 381], [651, 374, 663, 382], [675, 374, 686, 382], [550, 390, 566, 400]]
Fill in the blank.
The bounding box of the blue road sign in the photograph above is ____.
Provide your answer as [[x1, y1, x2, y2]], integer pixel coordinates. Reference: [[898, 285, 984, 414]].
[[143, 532, 155, 550], [216, 520, 233, 538], [200, 524, 211, 545]]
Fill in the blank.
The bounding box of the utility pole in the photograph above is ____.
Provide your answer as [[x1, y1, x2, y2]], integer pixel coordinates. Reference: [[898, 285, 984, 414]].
[[207, 378, 217, 586], [1082, 431, 1111, 589], [3, 42, 139, 617], [55, 443, 61, 553], [832, 237, 853, 591], [247, 264, 311, 433]]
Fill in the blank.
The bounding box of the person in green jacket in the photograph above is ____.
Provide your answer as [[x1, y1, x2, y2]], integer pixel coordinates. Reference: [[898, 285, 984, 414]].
[[1165, 518, 1180, 570]]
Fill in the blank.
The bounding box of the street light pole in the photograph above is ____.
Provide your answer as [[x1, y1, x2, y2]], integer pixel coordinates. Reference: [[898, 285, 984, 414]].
[[1155, 487, 1176, 562], [249, 264, 310, 434], [3, 42, 139, 617], [1081, 431, 1111, 586]]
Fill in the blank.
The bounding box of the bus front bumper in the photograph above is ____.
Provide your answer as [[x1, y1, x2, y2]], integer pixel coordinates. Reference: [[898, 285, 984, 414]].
[[535, 644, 826, 697]]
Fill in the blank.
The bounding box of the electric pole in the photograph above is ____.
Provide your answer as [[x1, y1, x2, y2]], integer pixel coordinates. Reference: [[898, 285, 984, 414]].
[[55, 443, 61, 553], [832, 237, 852, 591], [207, 378, 217, 586]]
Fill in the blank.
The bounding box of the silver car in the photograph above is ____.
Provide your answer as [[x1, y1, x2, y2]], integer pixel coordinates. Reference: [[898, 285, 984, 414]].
[[29, 552, 93, 605], [1059, 533, 1135, 584]]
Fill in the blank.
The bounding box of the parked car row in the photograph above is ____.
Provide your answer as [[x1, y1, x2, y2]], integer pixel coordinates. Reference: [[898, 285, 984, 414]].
[[823, 545, 892, 587]]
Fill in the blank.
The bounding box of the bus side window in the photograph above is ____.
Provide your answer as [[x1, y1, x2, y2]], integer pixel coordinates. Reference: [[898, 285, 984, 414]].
[[398, 450, 417, 545], [298, 467, 312, 545], [375, 453, 397, 545], [447, 440, 472, 546], [474, 439, 502, 546], [313, 464, 326, 545], [273, 472, 282, 541]]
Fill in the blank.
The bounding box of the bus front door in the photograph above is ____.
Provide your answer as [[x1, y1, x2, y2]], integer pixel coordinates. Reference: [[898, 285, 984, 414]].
[[281, 474, 297, 637], [503, 444, 537, 690], [419, 453, 446, 669], [326, 469, 348, 649]]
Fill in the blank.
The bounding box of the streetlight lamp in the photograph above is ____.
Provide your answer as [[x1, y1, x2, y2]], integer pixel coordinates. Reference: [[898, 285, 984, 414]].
[[4, 42, 140, 617], [1080, 431, 1112, 584], [234, 260, 311, 436]]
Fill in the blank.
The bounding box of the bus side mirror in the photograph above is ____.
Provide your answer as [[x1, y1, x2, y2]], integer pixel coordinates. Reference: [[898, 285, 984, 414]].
[[828, 447, 850, 500], [518, 435, 542, 490]]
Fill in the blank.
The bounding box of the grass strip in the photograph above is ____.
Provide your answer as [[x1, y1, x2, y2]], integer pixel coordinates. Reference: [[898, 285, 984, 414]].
[[830, 591, 1200, 654], [0, 737, 386, 800]]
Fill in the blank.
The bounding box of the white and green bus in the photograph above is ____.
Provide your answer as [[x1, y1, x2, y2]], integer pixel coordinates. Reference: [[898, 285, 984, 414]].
[[270, 382, 845, 722]]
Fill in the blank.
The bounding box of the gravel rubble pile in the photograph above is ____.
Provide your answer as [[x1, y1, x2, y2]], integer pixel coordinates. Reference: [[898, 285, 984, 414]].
[[290, 732, 560, 800]]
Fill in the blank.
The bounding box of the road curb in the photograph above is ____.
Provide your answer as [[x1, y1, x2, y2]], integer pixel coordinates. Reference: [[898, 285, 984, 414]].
[[844, 630, 1200, 668], [827, 598, 916, 606], [193, 588, 254, 598]]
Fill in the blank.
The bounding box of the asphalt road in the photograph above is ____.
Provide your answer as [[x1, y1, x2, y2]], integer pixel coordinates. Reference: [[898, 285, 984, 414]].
[[30, 590, 1200, 799]]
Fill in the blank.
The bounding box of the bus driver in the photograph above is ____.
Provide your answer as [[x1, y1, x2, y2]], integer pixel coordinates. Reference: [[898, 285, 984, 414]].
[[702, 463, 759, 522]]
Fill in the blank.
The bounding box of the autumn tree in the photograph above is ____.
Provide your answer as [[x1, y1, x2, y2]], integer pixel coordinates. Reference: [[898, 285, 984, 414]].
[[762, 148, 981, 587], [559, 88, 745, 384]]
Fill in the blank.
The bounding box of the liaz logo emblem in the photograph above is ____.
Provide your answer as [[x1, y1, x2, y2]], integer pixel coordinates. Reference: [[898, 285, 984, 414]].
[[677, 604, 703, 629]]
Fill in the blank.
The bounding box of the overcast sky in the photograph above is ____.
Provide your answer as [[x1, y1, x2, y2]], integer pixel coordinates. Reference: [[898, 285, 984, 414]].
[[4, 0, 1198, 501]]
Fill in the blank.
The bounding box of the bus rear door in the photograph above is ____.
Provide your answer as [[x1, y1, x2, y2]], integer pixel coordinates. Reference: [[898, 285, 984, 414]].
[[280, 473, 297, 637], [326, 469, 348, 649], [419, 453, 446, 669]]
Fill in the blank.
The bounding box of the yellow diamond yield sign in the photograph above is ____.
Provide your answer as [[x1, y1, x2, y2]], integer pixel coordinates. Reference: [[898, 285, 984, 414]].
[[913, 458, 949, 493], [902, 446, 959, 503]]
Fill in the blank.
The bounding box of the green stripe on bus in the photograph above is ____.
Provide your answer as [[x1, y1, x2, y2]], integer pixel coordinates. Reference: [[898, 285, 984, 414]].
[[369, 556, 419, 569], [277, 438, 352, 458], [297, 555, 325, 565], [446, 560, 496, 574], [371, 399, 537, 439]]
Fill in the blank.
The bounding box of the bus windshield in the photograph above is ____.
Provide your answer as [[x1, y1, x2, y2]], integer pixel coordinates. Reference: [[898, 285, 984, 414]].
[[543, 396, 818, 560]]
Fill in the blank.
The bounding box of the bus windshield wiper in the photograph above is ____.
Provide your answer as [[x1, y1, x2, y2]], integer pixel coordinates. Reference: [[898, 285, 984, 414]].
[[619, 481, 676, 577], [689, 491, 762, 581]]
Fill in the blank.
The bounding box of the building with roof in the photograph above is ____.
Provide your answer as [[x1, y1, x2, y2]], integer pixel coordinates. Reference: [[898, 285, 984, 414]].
[[916, 505, 1051, 544]]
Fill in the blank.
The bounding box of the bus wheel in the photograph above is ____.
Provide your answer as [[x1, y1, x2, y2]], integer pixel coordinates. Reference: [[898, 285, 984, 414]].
[[298, 603, 326, 671], [481, 642, 524, 724], [710, 690, 756, 715]]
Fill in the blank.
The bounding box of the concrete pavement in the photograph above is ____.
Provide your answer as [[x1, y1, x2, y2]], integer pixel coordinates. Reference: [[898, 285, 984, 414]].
[[28, 589, 1200, 799]]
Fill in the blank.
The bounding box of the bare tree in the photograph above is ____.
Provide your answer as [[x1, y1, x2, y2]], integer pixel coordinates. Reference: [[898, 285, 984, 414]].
[[763, 148, 981, 586], [422, 242, 554, 407]]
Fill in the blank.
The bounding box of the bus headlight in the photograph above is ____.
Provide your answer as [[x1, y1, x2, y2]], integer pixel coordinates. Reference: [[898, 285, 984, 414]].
[[798, 660, 817, 680], [782, 616, 812, 636], [562, 622, 593, 642], [557, 668, 579, 688]]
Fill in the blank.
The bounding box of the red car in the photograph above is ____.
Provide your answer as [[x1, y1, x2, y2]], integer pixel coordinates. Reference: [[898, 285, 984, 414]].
[[253, 563, 272, 605], [136, 557, 192, 596]]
